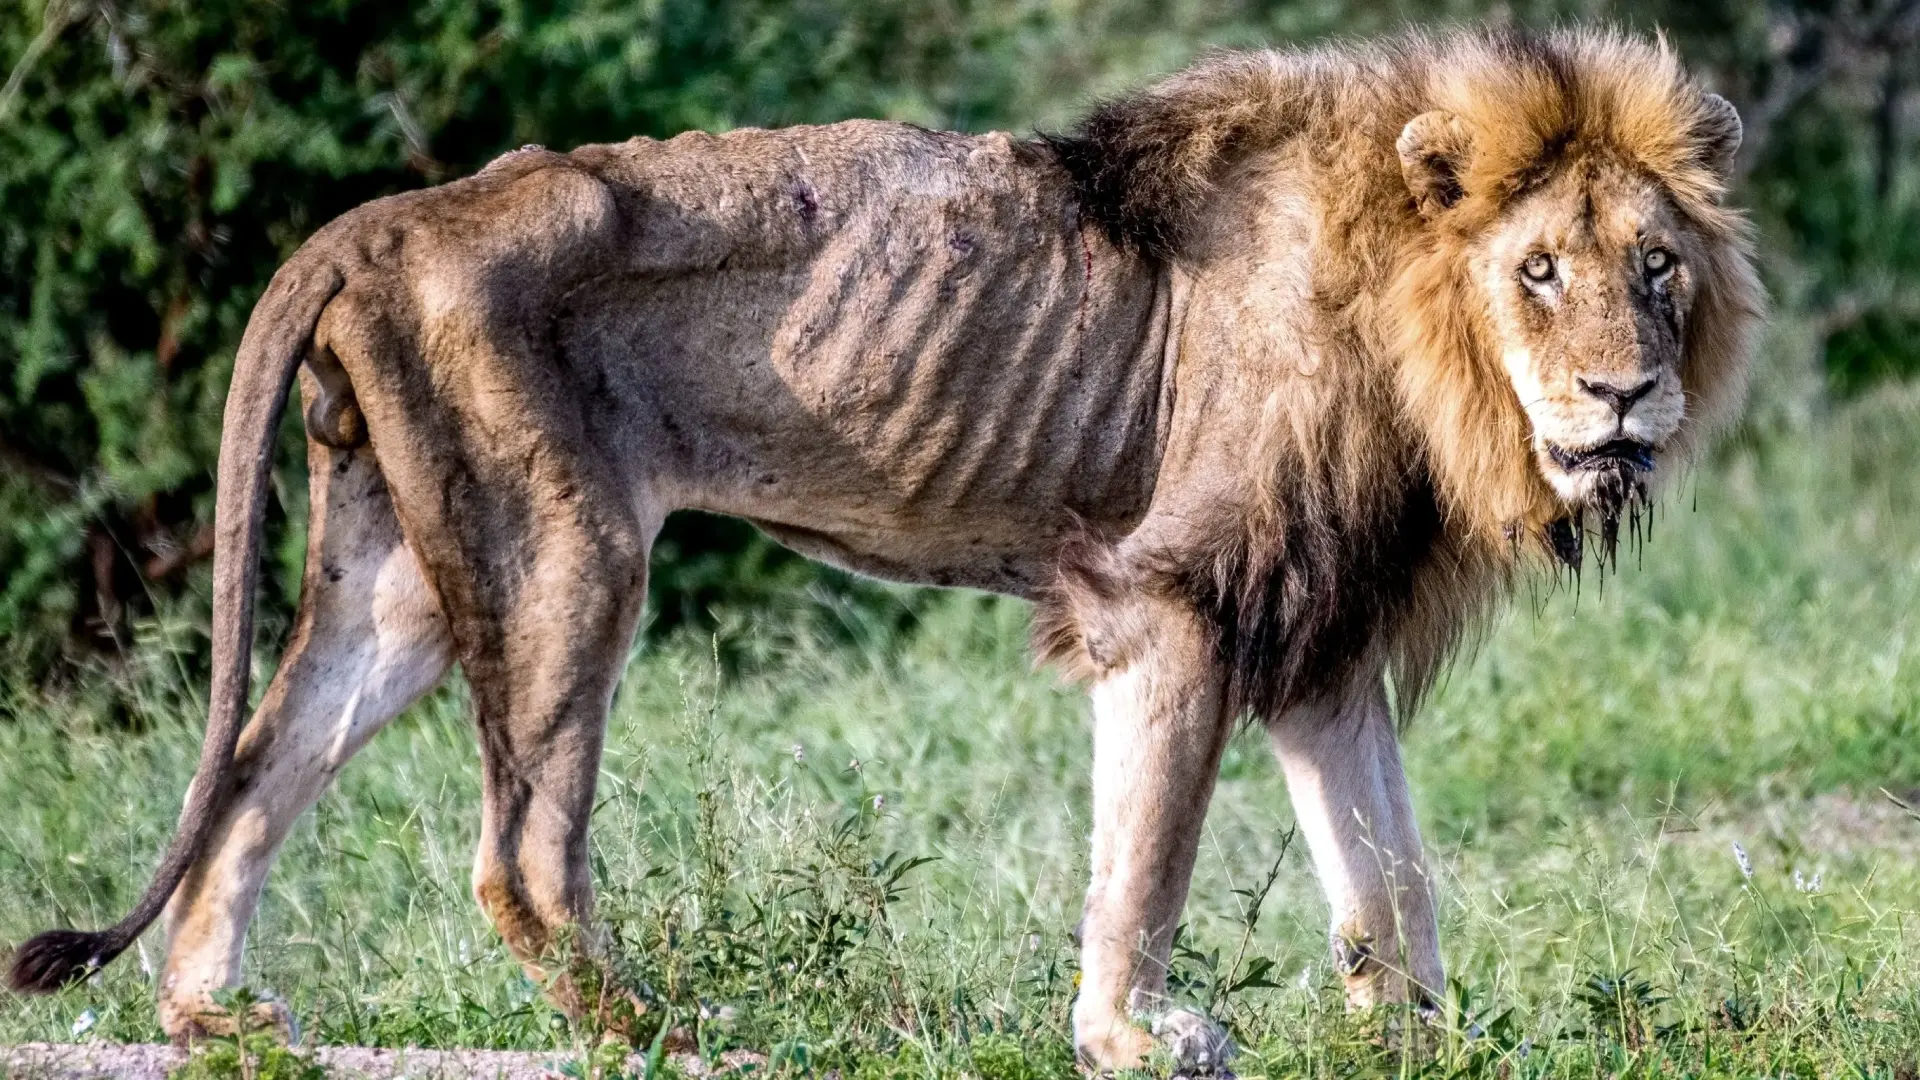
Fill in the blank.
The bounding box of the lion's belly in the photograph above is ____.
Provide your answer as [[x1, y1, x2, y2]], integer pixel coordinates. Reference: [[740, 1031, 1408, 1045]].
[[576, 269, 1167, 591], [743, 517, 1049, 594]]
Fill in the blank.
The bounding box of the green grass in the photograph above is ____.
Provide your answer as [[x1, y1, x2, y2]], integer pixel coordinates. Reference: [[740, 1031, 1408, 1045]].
[[7, 379, 1920, 1077]]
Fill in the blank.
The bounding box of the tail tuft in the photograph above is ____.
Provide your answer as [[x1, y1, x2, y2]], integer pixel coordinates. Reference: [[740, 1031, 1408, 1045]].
[[8, 929, 122, 993]]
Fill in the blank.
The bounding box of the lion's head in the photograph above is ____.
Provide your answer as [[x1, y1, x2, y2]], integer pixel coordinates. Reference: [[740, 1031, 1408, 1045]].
[[1050, 30, 1761, 565], [1388, 32, 1762, 559]]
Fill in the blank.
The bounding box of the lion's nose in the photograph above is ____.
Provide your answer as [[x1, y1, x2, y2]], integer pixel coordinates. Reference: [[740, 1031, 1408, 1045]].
[[1577, 376, 1658, 418]]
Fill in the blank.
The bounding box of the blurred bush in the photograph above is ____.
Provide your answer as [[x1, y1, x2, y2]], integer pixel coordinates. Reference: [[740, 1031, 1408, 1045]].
[[0, 0, 1915, 692]]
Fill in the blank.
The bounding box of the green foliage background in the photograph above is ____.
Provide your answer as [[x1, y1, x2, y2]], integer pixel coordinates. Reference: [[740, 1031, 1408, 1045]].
[[1, 0, 1915, 691]]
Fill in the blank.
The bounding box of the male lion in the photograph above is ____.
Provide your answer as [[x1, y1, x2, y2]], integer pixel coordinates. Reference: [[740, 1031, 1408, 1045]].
[[12, 27, 1758, 1070]]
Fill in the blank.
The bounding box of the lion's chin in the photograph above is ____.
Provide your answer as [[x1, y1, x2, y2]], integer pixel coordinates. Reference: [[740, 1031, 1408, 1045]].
[[1537, 440, 1658, 568]]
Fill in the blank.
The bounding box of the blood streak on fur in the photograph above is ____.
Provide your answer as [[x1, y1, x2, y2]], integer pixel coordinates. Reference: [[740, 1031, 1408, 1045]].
[[1075, 222, 1095, 375]]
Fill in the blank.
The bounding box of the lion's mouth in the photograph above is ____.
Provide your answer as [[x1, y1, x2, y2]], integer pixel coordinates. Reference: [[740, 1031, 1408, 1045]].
[[1545, 438, 1655, 474], [1539, 439, 1656, 570]]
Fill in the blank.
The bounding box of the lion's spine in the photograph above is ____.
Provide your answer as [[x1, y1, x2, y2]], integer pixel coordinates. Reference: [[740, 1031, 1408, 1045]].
[[7, 259, 344, 993]]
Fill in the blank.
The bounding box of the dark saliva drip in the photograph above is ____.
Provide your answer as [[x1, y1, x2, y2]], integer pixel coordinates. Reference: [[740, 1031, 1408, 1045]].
[[1596, 463, 1626, 570], [1587, 457, 1656, 578], [1632, 502, 1646, 571], [1544, 514, 1583, 575], [1571, 508, 1584, 609]]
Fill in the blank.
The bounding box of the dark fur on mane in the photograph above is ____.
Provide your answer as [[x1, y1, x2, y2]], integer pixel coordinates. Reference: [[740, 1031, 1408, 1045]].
[[1175, 472, 1446, 722], [1041, 50, 1321, 261], [1041, 101, 1207, 261], [1035, 464, 1450, 724]]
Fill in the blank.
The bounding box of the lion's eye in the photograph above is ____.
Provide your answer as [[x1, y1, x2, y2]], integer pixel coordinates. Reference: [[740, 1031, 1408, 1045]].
[[1522, 252, 1556, 283], [1643, 247, 1672, 275]]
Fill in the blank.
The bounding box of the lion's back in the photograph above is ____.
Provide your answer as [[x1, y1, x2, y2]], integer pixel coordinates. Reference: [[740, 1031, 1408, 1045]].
[[306, 118, 1173, 596]]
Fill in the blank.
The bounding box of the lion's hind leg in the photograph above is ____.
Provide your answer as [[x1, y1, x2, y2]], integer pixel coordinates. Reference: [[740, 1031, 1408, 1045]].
[[359, 420, 658, 1037], [453, 520, 655, 1036], [315, 199, 661, 1038], [158, 428, 454, 1042], [446, 461, 664, 1023]]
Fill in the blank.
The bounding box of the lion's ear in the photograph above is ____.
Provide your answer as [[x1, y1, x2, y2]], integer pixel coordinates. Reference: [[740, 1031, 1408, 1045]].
[[1694, 92, 1742, 184], [1397, 111, 1474, 218]]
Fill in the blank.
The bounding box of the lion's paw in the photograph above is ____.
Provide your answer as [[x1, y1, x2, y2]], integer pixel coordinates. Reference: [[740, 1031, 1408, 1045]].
[[158, 988, 296, 1047], [1149, 1006, 1235, 1078]]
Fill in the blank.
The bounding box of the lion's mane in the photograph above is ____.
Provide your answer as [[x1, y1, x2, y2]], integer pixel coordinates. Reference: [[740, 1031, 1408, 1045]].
[[1037, 28, 1763, 722]]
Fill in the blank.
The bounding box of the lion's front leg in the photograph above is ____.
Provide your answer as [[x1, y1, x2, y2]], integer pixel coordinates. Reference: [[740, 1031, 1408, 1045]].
[[1268, 680, 1443, 1014], [1073, 596, 1235, 1074]]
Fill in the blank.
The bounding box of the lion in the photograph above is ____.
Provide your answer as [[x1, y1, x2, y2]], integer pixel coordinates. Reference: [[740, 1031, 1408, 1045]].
[[10, 26, 1759, 1070]]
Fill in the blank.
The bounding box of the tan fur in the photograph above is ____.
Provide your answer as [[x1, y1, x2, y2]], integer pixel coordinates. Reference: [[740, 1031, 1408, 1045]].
[[11, 27, 1760, 1069]]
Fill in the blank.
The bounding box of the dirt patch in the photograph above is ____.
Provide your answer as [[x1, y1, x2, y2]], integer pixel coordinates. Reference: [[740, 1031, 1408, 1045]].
[[1, 1042, 768, 1079], [1676, 791, 1920, 856]]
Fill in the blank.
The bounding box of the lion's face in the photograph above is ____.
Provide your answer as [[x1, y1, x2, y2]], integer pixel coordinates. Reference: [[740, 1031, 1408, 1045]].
[[1394, 81, 1752, 549], [1472, 163, 1696, 517]]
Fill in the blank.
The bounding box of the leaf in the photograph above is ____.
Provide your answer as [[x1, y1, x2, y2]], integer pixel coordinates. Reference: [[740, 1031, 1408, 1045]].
[[1228, 956, 1279, 993]]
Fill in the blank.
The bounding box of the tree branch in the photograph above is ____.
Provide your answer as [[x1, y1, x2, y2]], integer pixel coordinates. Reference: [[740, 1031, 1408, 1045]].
[[0, 0, 80, 123], [1734, 0, 1920, 180]]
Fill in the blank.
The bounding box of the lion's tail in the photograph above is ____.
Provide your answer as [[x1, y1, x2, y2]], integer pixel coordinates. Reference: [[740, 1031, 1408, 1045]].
[[8, 258, 344, 993]]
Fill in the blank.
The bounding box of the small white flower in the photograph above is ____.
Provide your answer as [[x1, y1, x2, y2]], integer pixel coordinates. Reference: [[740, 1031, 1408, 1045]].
[[792, 743, 805, 763], [847, 757, 863, 773], [71, 1009, 96, 1038], [1027, 933, 1042, 953], [872, 793, 886, 811], [1731, 841, 1753, 880]]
